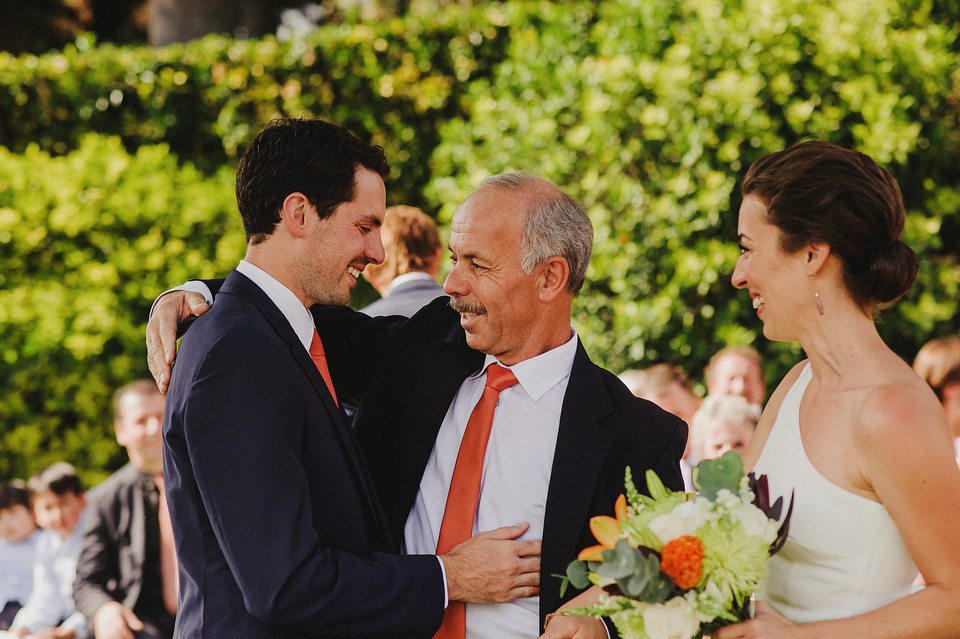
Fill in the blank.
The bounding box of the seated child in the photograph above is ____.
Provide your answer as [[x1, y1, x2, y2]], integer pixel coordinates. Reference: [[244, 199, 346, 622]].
[[0, 481, 41, 630], [10, 462, 89, 639]]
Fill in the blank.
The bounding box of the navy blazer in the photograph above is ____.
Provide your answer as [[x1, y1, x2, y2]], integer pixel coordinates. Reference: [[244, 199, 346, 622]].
[[164, 272, 444, 639], [314, 297, 687, 631]]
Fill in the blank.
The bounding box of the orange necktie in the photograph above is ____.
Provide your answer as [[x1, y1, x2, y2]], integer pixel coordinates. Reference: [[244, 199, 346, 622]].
[[309, 329, 338, 406], [434, 363, 519, 639], [155, 474, 179, 616]]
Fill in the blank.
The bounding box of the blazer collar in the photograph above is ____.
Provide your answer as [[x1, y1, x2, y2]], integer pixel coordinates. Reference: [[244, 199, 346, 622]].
[[540, 343, 617, 616]]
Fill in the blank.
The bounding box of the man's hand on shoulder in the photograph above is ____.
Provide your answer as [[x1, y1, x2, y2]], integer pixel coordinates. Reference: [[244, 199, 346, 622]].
[[440, 523, 541, 604], [93, 601, 143, 639], [146, 290, 209, 392]]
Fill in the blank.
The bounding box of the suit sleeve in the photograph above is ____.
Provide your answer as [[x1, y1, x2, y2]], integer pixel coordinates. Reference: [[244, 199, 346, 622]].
[[177, 327, 444, 636], [311, 297, 459, 405]]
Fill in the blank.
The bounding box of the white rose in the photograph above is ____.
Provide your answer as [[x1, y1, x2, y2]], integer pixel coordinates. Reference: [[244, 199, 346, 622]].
[[649, 501, 707, 544], [642, 597, 701, 639], [730, 502, 778, 542]]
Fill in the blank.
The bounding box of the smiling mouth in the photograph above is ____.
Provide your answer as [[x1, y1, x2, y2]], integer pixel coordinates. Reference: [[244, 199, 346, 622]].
[[752, 295, 764, 309], [347, 266, 361, 279]]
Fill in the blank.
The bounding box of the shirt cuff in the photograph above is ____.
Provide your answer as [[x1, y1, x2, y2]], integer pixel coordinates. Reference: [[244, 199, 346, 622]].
[[149, 280, 214, 318], [436, 555, 450, 608]]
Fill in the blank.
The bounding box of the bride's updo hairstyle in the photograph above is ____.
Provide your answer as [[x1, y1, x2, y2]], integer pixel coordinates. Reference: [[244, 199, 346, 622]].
[[741, 140, 918, 310]]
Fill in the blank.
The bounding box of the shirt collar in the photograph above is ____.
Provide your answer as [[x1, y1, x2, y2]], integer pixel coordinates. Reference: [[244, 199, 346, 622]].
[[237, 260, 315, 351], [475, 329, 579, 402]]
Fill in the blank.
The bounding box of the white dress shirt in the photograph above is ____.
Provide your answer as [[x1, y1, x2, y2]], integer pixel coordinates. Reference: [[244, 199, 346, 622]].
[[12, 511, 88, 637], [404, 331, 578, 639], [234, 260, 316, 350]]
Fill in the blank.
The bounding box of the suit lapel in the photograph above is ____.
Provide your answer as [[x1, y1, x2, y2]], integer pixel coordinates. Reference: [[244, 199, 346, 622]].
[[540, 344, 616, 618], [221, 272, 394, 550]]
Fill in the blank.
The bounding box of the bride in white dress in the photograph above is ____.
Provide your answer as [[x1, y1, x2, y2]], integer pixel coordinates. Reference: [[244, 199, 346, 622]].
[[713, 140, 960, 638], [541, 141, 960, 639]]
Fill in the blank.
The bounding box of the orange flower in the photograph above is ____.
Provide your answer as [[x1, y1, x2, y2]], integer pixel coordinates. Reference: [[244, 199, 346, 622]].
[[578, 494, 629, 561], [660, 535, 705, 589]]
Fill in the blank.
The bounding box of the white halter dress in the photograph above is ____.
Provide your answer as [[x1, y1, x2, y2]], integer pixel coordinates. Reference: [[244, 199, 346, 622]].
[[753, 364, 918, 623]]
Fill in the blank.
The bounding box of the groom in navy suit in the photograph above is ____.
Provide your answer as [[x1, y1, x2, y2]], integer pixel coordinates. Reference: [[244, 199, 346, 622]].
[[161, 119, 540, 639]]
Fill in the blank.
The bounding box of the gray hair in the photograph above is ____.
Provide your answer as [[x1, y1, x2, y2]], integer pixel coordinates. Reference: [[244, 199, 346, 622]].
[[690, 394, 761, 456], [477, 172, 594, 294]]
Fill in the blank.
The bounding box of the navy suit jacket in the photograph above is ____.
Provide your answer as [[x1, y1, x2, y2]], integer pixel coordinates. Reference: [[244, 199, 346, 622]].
[[314, 297, 688, 631], [360, 276, 447, 318], [163, 272, 444, 639]]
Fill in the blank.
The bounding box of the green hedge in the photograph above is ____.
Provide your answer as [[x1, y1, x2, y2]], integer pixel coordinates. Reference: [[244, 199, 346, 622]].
[[0, 8, 510, 206], [0, 135, 240, 485], [1, 0, 958, 482], [426, 0, 960, 381]]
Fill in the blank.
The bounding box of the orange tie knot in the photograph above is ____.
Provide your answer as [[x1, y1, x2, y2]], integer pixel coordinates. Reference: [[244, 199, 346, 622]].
[[485, 363, 518, 392]]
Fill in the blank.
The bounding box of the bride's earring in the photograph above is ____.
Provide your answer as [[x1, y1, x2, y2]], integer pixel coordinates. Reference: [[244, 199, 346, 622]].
[[810, 275, 825, 315]]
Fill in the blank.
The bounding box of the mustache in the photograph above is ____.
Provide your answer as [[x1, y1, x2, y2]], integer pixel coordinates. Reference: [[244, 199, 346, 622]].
[[448, 296, 486, 315]]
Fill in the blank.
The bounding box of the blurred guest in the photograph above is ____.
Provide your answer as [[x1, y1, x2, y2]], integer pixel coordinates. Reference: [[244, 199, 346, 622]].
[[74, 381, 176, 639], [0, 481, 41, 630], [705, 345, 766, 406], [912, 335, 960, 456], [689, 394, 761, 461], [618, 364, 701, 424], [11, 462, 88, 639], [619, 364, 700, 490], [360, 205, 446, 317]]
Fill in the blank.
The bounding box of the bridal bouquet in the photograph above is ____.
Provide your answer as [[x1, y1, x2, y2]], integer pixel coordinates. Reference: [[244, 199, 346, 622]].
[[561, 451, 792, 639]]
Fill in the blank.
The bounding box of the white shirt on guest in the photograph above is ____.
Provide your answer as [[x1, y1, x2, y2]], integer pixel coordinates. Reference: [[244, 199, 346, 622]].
[[404, 331, 578, 639], [385, 270, 435, 295], [12, 511, 88, 637]]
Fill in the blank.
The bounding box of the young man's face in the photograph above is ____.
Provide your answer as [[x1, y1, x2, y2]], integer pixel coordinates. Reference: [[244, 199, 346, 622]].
[[297, 167, 386, 307], [32, 489, 85, 539], [0, 504, 36, 542]]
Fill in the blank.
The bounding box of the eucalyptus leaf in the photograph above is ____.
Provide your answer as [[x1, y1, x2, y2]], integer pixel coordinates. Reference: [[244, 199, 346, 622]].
[[694, 450, 744, 500], [566, 560, 592, 590]]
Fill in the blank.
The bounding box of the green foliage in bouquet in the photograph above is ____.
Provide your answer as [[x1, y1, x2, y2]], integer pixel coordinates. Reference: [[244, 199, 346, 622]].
[[560, 452, 791, 639]]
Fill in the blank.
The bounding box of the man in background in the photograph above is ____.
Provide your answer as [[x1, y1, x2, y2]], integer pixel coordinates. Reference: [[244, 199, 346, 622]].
[[360, 205, 446, 317], [913, 335, 960, 458], [619, 364, 699, 490], [704, 345, 766, 406], [74, 380, 177, 639]]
